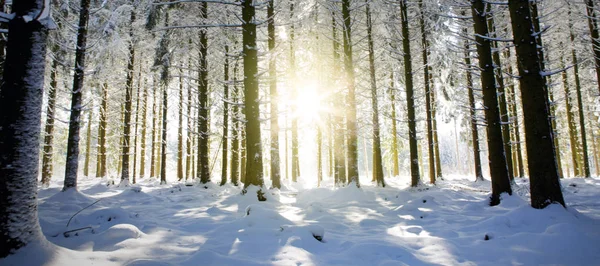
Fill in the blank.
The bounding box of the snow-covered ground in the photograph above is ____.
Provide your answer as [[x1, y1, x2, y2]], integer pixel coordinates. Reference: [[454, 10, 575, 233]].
[[3, 175, 600, 265]]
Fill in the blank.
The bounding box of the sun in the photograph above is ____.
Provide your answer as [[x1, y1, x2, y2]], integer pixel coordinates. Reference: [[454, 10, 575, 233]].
[[291, 80, 326, 124]]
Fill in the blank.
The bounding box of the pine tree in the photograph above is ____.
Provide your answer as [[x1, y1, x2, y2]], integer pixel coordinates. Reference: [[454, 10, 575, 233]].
[[0, 0, 50, 256], [120, 1, 136, 186], [463, 18, 483, 181], [342, 0, 359, 187], [64, 0, 92, 190], [241, 0, 266, 199], [197, 2, 211, 184], [268, 0, 282, 189], [221, 46, 230, 186], [506, 0, 565, 208], [41, 56, 59, 186], [400, 0, 420, 187]]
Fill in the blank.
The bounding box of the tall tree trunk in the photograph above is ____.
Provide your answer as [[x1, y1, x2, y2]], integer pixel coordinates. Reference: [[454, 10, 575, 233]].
[[0, 0, 49, 256], [568, 10, 591, 178], [400, 0, 420, 187], [64, 0, 91, 190], [41, 58, 59, 186], [289, 1, 300, 183], [268, 0, 281, 189], [341, 0, 359, 187], [83, 110, 93, 177], [185, 60, 192, 180], [221, 46, 230, 186], [431, 74, 443, 179], [487, 7, 515, 182], [120, 5, 136, 186], [231, 63, 240, 186], [504, 48, 524, 178], [331, 7, 347, 186], [177, 65, 184, 181], [241, 0, 265, 199], [389, 71, 400, 177], [585, 0, 600, 95], [160, 82, 168, 184], [150, 78, 158, 178], [197, 2, 210, 184], [366, 0, 384, 187], [419, 0, 435, 184], [507, 0, 565, 208], [463, 18, 483, 181], [133, 67, 142, 183], [471, 0, 513, 205], [96, 83, 108, 178], [560, 53, 580, 178]]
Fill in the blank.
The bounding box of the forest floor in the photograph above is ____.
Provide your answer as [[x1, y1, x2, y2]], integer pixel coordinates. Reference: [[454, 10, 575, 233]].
[[3, 174, 600, 265]]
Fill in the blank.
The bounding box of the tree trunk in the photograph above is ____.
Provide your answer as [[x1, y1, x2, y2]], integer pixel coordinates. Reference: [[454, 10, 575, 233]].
[[221, 46, 230, 186], [340, 0, 359, 187], [160, 82, 168, 184], [487, 7, 515, 182], [560, 53, 580, 178], [0, 0, 49, 256], [585, 0, 600, 95], [231, 63, 240, 186], [389, 72, 400, 177], [331, 8, 347, 186], [400, 0, 420, 187], [241, 0, 265, 198], [471, 0, 512, 205], [365, 0, 384, 187], [431, 75, 443, 179], [197, 2, 210, 184], [96, 83, 108, 178], [120, 5, 136, 186], [568, 10, 591, 178], [133, 67, 142, 184], [83, 110, 93, 177], [268, 0, 281, 189], [463, 19, 483, 181], [41, 58, 59, 186], [507, 0, 565, 208], [64, 0, 91, 190], [419, 0, 435, 184], [289, 1, 300, 183], [504, 48, 525, 178], [150, 78, 158, 178]]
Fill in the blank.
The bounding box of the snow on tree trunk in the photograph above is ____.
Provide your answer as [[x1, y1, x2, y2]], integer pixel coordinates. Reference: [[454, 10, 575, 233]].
[[0, 0, 49, 257]]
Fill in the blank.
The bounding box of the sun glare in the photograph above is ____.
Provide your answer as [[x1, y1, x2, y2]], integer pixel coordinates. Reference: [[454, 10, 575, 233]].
[[291, 80, 326, 124]]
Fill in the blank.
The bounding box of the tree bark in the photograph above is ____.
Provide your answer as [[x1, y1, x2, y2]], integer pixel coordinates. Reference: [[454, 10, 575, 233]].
[[230, 63, 240, 186], [0, 0, 49, 256], [585, 0, 600, 95], [471, 0, 513, 205], [41, 58, 59, 186], [221, 46, 230, 186], [507, 0, 565, 208], [389, 71, 400, 177], [241, 0, 265, 199], [419, 0, 435, 184], [197, 2, 210, 184], [400, 0, 420, 187], [268, 0, 281, 189], [64, 0, 91, 190], [366, 0, 384, 187], [120, 4, 136, 185], [463, 18, 483, 181], [331, 7, 347, 186]]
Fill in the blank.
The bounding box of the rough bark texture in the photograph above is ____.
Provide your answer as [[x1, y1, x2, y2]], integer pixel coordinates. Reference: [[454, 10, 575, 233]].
[[230, 63, 240, 186], [177, 67, 184, 181], [268, 0, 281, 189], [197, 2, 210, 184], [83, 110, 93, 177], [463, 21, 483, 181], [507, 0, 565, 208], [221, 47, 230, 186], [290, 1, 300, 183], [342, 0, 359, 187], [242, 0, 265, 193], [389, 72, 400, 177], [471, 0, 512, 205], [585, 0, 600, 95], [0, 0, 48, 256], [419, 0, 435, 184], [64, 0, 91, 190], [366, 0, 384, 187], [331, 8, 347, 186], [400, 0, 420, 187], [41, 58, 58, 186], [120, 5, 136, 185]]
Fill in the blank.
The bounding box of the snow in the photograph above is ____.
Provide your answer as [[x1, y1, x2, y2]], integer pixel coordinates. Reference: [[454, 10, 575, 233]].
[[2, 175, 600, 265]]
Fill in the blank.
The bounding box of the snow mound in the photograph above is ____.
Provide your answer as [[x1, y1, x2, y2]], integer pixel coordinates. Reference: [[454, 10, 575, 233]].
[[94, 224, 144, 251]]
